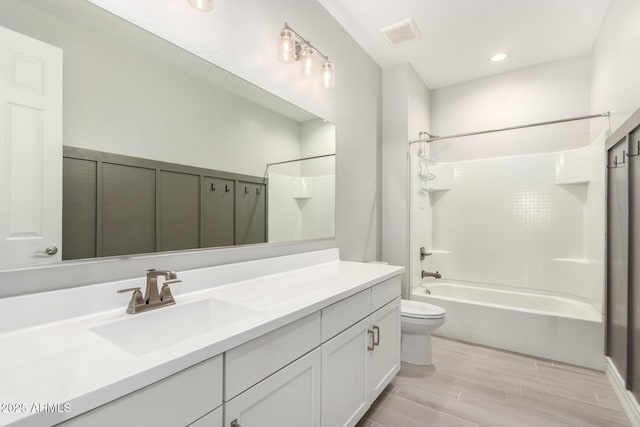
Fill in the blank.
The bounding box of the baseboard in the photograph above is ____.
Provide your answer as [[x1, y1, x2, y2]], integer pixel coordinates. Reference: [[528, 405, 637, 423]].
[[606, 357, 640, 427]]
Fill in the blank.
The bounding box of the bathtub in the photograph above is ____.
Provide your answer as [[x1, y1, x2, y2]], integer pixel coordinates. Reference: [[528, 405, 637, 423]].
[[412, 281, 605, 370]]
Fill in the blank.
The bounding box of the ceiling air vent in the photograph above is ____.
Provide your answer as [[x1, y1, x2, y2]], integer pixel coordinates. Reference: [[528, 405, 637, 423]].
[[381, 18, 422, 47]]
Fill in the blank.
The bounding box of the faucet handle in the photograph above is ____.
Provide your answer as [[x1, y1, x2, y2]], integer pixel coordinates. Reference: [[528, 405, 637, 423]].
[[117, 287, 142, 294], [159, 279, 181, 304], [117, 287, 145, 314]]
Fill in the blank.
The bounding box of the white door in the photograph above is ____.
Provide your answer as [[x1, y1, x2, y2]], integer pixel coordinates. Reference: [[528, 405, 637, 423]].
[[0, 26, 62, 265], [369, 298, 401, 402], [225, 348, 321, 427], [321, 317, 371, 427]]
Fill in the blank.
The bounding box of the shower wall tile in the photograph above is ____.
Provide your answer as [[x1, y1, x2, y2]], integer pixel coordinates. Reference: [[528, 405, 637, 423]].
[[418, 144, 605, 312]]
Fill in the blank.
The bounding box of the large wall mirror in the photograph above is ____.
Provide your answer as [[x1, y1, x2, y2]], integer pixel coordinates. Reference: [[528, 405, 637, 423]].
[[0, 0, 336, 269]]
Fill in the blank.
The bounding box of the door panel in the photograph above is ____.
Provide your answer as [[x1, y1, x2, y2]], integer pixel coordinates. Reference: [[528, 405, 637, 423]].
[[369, 298, 401, 401], [225, 348, 321, 427], [0, 26, 62, 265], [321, 317, 370, 427], [630, 127, 640, 398]]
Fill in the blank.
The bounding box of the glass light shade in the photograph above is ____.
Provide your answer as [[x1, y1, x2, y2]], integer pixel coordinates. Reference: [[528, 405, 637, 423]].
[[187, 0, 213, 12], [277, 29, 296, 63], [300, 46, 316, 77], [320, 61, 335, 90]]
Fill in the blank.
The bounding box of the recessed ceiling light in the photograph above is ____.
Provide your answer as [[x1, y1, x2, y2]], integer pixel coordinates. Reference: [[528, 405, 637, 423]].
[[490, 52, 508, 62]]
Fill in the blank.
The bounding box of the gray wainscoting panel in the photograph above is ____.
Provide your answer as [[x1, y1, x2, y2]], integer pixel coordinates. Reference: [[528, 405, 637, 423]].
[[62, 158, 97, 260], [236, 182, 266, 245], [62, 147, 266, 260], [102, 163, 156, 257], [203, 177, 235, 247], [159, 171, 200, 251]]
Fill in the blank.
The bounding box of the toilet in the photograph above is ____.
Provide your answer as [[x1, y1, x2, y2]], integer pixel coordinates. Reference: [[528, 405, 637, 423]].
[[401, 299, 446, 365]]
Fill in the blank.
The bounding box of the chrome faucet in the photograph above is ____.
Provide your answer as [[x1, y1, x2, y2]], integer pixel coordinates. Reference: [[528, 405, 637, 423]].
[[422, 270, 441, 279], [117, 269, 182, 314]]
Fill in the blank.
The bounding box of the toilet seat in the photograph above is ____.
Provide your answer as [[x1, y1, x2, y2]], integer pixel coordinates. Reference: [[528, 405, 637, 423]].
[[401, 299, 445, 320]]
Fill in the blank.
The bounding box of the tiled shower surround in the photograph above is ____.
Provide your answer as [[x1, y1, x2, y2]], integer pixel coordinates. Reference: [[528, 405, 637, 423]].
[[413, 142, 605, 312]]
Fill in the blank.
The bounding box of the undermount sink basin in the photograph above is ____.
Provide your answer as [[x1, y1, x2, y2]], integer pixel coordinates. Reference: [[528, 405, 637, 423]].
[[91, 299, 260, 355]]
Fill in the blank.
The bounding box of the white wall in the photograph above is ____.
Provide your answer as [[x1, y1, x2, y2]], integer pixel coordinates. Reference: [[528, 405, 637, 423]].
[[382, 64, 431, 297], [300, 119, 336, 176], [301, 175, 335, 240], [407, 68, 432, 297], [267, 173, 302, 242], [0, 0, 381, 297], [590, 0, 640, 137], [0, 0, 304, 179], [430, 55, 593, 162]]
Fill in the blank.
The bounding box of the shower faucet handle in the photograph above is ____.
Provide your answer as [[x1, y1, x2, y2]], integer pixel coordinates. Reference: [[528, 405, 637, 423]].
[[420, 247, 432, 260]]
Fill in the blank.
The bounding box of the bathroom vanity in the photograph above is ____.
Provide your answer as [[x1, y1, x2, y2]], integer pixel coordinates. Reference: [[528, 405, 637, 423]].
[[0, 249, 402, 427]]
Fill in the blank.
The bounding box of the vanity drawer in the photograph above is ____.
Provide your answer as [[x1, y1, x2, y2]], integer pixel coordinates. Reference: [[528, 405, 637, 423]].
[[225, 311, 321, 401], [371, 276, 401, 312], [321, 288, 371, 342], [59, 354, 222, 427]]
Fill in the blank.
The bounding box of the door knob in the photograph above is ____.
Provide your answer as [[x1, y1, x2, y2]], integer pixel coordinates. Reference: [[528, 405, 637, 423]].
[[35, 246, 58, 256]]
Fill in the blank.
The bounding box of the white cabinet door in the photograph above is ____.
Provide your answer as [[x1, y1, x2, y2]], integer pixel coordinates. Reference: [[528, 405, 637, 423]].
[[321, 317, 371, 427], [225, 348, 321, 427], [0, 26, 62, 265], [369, 298, 401, 402]]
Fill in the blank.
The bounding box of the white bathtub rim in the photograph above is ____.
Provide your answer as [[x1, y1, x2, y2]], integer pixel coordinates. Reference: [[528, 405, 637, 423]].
[[420, 278, 601, 311], [412, 286, 601, 323]]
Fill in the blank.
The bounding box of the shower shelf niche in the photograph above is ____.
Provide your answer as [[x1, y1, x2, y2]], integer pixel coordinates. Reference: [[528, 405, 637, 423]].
[[425, 187, 451, 193]]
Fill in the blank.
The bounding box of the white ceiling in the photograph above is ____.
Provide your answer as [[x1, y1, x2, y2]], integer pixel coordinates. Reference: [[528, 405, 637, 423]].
[[318, 0, 611, 89]]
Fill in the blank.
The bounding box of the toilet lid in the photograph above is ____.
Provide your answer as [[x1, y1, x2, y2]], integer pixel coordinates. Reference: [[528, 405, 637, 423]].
[[401, 299, 445, 319]]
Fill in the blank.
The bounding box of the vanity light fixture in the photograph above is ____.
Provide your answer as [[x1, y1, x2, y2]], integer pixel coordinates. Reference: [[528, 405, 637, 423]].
[[277, 23, 335, 90], [187, 0, 214, 12]]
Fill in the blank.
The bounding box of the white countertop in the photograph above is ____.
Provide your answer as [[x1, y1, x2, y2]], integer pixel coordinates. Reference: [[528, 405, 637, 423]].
[[0, 252, 403, 426]]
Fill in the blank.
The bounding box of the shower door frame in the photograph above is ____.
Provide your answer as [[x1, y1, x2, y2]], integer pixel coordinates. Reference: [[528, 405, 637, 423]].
[[605, 107, 640, 399]]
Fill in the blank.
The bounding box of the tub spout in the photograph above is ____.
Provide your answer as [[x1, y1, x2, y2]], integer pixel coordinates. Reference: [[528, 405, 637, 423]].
[[422, 270, 441, 279]]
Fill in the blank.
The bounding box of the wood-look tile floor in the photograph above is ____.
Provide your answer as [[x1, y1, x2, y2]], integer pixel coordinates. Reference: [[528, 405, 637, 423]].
[[357, 336, 631, 427]]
